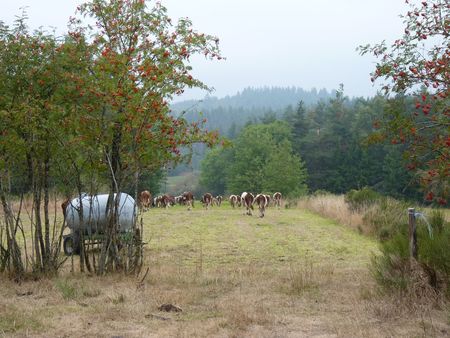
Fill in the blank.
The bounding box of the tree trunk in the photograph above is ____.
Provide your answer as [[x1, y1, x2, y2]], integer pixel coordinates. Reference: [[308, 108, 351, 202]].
[[43, 148, 51, 268]]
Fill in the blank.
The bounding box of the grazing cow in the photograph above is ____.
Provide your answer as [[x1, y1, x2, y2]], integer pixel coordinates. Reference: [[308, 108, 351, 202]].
[[139, 190, 152, 212], [254, 194, 269, 218], [236, 195, 242, 207], [61, 198, 70, 218], [229, 194, 238, 208], [155, 194, 171, 208], [182, 191, 195, 210], [273, 192, 282, 209], [160, 194, 175, 208], [175, 195, 183, 205], [215, 195, 223, 206], [264, 194, 272, 207], [241, 192, 254, 215], [202, 193, 213, 210]]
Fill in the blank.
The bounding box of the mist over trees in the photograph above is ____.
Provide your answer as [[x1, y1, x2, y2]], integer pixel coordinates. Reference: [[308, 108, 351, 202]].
[[171, 86, 336, 136]]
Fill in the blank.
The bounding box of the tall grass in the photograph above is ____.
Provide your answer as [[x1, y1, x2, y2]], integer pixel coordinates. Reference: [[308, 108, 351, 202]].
[[298, 192, 450, 302], [296, 193, 368, 234]]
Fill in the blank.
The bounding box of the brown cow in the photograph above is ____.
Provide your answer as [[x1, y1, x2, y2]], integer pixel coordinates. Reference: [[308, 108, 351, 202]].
[[61, 198, 70, 218], [155, 194, 171, 208], [160, 194, 175, 208], [241, 192, 254, 216], [139, 190, 152, 212], [182, 191, 195, 210], [202, 193, 213, 210], [254, 194, 268, 218], [273, 192, 282, 209]]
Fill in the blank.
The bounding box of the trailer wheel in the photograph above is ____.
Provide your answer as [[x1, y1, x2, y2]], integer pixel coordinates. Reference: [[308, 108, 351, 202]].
[[63, 236, 75, 256], [63, 234, 81, 256]]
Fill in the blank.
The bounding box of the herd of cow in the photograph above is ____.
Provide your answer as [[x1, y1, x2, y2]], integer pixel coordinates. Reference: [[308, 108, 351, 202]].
[[138, 190, 283, 218]]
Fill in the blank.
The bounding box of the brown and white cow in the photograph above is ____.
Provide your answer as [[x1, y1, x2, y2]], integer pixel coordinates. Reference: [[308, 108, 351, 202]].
[[241, 192, 254, 215], [236, 195, 242, 207], [155, 194, 172, 208], [182, 191, 195, 210], [215, 195, 223, 206], [254, 194, 269, 218], [139, 190, 152, 212], [273, 192, 282, 209], [264, 194, 272, 207], [202, 193, 213, 209], [229, 195, 238, 208], [61, 198, 70, 218]]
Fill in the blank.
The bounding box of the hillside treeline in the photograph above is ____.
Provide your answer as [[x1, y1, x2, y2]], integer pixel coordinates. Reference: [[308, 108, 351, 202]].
[[169, 86, 335, 174], [199, 90, 422, 200], [171, 86, 336, 136]]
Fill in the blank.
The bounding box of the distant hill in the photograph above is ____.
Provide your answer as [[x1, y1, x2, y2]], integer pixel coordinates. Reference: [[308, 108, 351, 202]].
[[167, 86, 336, 176], [171, 86, 335, 113], [170, 86, 336, 137]]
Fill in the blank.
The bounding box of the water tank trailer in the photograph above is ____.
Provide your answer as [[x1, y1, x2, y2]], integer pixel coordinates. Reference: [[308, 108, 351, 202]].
[[63, 193, 137, 255]]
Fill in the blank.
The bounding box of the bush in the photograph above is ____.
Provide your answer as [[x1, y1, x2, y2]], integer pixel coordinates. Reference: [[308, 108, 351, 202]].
[[312, 189, 331, 197], [362, 197, 409, 240], [371, 210, 450, 300], [371, 230, 410, 292], [418, 220, 450, 297], [345, 187, 381, 212]]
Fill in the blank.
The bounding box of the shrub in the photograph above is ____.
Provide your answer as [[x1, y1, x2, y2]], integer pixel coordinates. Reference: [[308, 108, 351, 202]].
[[55, 278, 78, 300], [417, 223, 450, 297], [371, 212, 450, 300], [362, 197, 409, 240], [345, 187, 381, 212], [312, 189, 331, 197]]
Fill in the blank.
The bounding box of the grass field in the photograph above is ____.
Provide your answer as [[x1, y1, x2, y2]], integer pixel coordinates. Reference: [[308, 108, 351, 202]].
[[1, 204, 449, 337]]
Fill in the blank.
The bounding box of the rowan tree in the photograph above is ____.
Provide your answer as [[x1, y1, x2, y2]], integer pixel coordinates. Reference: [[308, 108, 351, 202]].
[[67, 0, 223, 194], [64, 0, 223, 273], [359, 0, 449, 204]]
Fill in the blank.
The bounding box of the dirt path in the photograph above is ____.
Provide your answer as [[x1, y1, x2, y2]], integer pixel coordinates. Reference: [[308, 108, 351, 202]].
[[1, 206, 448, 337]]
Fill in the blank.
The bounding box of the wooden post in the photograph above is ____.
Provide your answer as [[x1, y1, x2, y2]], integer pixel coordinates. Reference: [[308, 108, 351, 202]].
[[408, 208, 418, 260]]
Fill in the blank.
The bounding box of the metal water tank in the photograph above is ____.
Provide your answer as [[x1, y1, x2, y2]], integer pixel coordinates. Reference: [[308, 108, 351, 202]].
[[63, 193, 137, 255]]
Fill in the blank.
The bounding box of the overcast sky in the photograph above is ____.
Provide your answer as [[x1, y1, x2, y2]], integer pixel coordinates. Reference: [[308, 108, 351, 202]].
[[1, 0, 408, 101]]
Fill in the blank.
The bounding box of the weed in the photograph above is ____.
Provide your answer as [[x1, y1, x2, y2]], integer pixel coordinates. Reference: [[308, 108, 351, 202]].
[[345, 187, 381, 212], [55, 278, 78, 300], [111, 293, 125, 304], [0, 306, 43, 333]]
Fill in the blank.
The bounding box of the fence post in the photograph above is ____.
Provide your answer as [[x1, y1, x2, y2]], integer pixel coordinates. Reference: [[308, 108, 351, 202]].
[[408, 208, 418, 260]]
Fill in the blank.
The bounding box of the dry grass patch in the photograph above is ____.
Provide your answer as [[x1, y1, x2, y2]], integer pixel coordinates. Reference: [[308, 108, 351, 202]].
[[297, 194, 369, 233]]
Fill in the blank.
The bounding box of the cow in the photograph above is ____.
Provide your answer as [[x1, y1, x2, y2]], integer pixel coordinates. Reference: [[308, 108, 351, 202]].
[[273, 192, 282, 209], [229, 194, 238, 208], [201, 193, 213, 210], [61, 198, 70, 218], [254, 194, 269, 218], [159, 194, 175, 208], [139, 190, 152, 212], [241, 192, 254, 215], [264, 194, 272, 207], [236, 195, 242, 207], [155, 194, 171, 208], [215, 195, 223, 206], [175, 195, 183, 205], [182, 191, 195, 210]]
